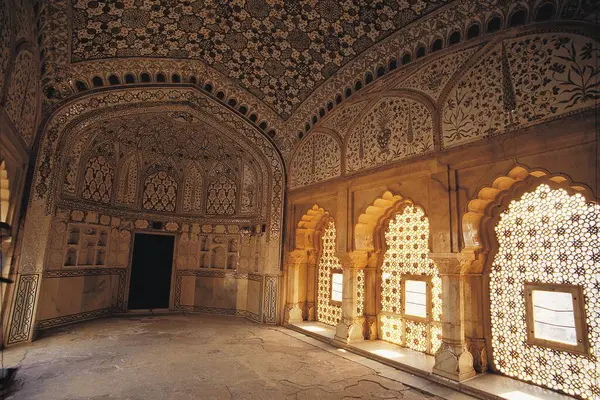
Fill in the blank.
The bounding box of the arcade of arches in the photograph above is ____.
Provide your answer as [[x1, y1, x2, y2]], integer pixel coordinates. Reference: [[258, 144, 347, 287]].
[[0, 0, 599, 399]]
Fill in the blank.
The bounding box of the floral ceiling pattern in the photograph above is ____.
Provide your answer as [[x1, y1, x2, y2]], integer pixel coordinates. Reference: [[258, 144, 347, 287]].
[[71, 0, 449, 117]]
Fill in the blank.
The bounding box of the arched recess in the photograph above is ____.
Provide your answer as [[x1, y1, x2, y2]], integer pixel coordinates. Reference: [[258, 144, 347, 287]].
[[289, 131, 341, 190], [466, 165, 598, 398], [5, 87, 285, 345], [372, 197, 442, 355]]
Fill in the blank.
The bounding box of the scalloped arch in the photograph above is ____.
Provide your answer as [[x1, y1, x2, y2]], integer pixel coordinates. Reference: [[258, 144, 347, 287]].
[[355, 191, 406, 251], [295, 204, 331, 251], [462, 165, 591, 250]]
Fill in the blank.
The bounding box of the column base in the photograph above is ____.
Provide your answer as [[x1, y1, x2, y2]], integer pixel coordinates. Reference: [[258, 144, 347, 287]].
[[467, 338, 488, 373], [365, 315, 377, 340], [334, 317, 365, 344], [433, 342, 476, 382], [284, 303, 303, 324]]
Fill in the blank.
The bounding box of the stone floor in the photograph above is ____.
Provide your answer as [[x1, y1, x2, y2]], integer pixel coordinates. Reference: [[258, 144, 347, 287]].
[[2, 315, 443, 400]]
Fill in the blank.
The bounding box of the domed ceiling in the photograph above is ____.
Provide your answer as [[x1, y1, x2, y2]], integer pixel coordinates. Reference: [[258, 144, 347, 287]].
[[70, 0, 450, 117]]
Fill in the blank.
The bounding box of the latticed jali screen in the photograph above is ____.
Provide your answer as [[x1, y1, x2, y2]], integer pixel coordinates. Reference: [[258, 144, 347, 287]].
[[490, 184, 599, 399], [380, 205, 442, 355], [317, 221, 364, 326]]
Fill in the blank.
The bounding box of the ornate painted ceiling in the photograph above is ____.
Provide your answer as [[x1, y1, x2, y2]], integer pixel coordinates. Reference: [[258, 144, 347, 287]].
[[70, 0, 450, 118]]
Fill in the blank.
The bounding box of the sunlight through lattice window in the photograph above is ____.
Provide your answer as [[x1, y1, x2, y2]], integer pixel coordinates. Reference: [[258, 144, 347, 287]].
[[379, 204, 442, 354], [490, 184, 599, 399]]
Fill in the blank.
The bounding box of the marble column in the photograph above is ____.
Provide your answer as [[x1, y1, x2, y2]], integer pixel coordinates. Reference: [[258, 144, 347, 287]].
[[430, 253, 476, 382], [363, 251, 379, 340], [334, 251, 365, 344], [306, 250, 318, 320], [463, 250, 488, 372], [283, 249, 308, 324]]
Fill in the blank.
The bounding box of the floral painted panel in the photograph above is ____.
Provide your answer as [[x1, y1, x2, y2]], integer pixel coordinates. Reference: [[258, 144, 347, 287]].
[[81, 156, 114, 204], [4, 50, 38, 147], [508, 34, 600, 124], [142, 171, 177, 212], [182, 165, 203, 213], [290, 132, 341, 189], [116, 155, 139, 206], [443, 33, 599, 148], [320, 101, 368, 136], [346, 97, 434, 173], [241, 163, 258, 213], [0, 0, 11, 98], [206, 176, 236, 215], [397, 46, 479, 100]]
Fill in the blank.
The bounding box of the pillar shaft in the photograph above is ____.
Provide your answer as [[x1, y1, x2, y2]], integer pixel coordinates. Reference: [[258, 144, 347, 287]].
[[283, 250, 308, 324], [430, 253, 476, 381], [334, 251, 365, 344]]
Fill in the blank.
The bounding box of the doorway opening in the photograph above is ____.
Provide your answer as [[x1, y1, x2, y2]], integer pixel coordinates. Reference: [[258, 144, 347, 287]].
[[128, 233, 175, 310]]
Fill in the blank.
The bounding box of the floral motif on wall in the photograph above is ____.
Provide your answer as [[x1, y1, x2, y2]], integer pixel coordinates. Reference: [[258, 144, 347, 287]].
[[346, 97, 433, 173], [182, 164, 203, 213], [443, 33, 600, 148], [81, 156, 114, 204], [290, 132, 341, 189], [206, 176, 237, 216], [116, 155, 139, 206], [4, 49, 38, 147], [320, 101, 368, 136], [142, 171, 178, 212], [241, 163, 258, 214], [396, 46, 479, 100], [70, 0, 449, 117]]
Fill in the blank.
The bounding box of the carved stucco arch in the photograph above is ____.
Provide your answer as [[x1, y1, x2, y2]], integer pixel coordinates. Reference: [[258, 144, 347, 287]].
[[294, 204, 331, 252], [355, 191, 405, 252], [462, 165, 592, 253]]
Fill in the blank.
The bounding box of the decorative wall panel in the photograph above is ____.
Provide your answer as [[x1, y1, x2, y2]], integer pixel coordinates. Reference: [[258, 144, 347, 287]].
[[320, 101, 368, 136], [182, 165, 204, 213], [346, 97, 434, 173], [142, 171, 178, 212], [290, 132, 341, 189], [4, 49, 38, 147], [0, 0, 10, 97], [443, 33, 600, 148], [7, 274, 39, 344], [116, 156, 139, 206], [206, 176, 237, 215], [379, 205, 442, 355], [490, 184, 599, 399], [81, 156, 114, 204]]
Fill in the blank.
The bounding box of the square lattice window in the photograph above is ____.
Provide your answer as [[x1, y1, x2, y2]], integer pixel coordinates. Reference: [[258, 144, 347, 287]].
[[331, 272, 343, 304], [402, 275, 431, 321], [525, 283, 589, 355]]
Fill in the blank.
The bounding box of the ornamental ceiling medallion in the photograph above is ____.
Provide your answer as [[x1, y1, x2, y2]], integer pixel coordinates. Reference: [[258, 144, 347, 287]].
[[71, 0, 450, 118]]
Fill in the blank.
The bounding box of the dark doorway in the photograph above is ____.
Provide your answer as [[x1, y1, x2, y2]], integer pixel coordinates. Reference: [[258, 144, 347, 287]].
[[128, 233, 175, 310]]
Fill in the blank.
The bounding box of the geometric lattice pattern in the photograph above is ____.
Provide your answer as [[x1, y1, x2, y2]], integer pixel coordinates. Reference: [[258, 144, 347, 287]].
[[142, 171, 177, 212], [206, 176, 236, 215], [380, 205, 442, 355], [317, 221, 342, 327], [490, 184, 600, 399], [81, 156, 113, 204]]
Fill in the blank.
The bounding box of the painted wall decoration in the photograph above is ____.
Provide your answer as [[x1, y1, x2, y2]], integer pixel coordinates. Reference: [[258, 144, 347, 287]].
[[81, 156, 114, 204], [182, 164, 204, 213], [346, 97, 434, 173], [443, 33, 600, 148], [290, 132, 341, 189], [4, 49, 39, 147], [320, 101, 369, 136], [142, 171, 178, 212], [395, 46, 479, 101], [0, 0, 11, 97], [490, 184, 600, 399], [206, 176, 237, 216]]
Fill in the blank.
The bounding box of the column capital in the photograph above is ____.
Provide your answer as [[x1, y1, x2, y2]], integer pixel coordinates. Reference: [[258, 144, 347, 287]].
[[428, 251, 483, 275], [284, 249, 308, 266], [336, 250, 378, 270]]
